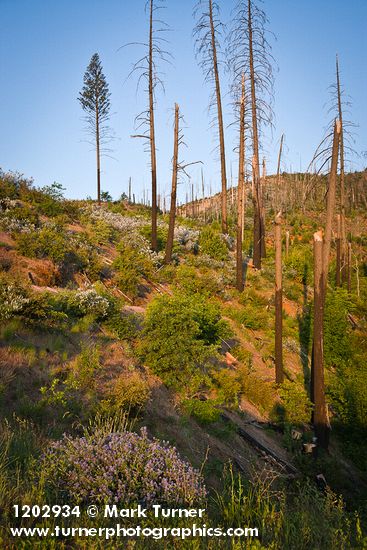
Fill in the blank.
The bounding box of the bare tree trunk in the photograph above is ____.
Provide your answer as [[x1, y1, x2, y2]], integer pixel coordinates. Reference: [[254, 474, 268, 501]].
[[165, 104, 179, 264], [248, 0, 262, 269], [209, 0, 227, 233], [149, 0, 158, 251], [285, 230, 290, 258], [311, 121, 339, 451], [236, 75, 245, 292], [95, 106, 101, 205], [347, 241, 352, 293], [336, 213, 341, 286], [241, 172, 245, 241], [260, 157, 266, 258], [128, 177, 132, 202], [274, 211, 283, 384], [336, 56, 347, 284], [276, 134, 284, 212], [312, 231, 330, 449], [323, 120, 340, 288]]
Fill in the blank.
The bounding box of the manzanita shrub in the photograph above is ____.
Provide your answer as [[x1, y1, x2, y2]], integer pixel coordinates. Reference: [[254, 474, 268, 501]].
[[42, 428, 206, 506]]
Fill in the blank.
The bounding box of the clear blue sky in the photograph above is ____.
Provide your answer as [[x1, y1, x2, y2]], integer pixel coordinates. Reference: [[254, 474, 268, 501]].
[[0, 0, 366, 203]]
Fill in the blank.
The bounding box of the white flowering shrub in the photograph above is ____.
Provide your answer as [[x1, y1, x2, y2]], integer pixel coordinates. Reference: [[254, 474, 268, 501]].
[[0, 197, 38, 233], [174, 227, 200, 252], [0, 280, 30, 320], [82, 206, 161, 266], [60, 288, 111, 319]]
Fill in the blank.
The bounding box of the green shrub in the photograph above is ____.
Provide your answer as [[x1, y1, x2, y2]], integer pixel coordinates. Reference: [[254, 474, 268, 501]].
[[66, 345, 102, 391], [138, 293, 228, 393], [16, 224, 68, 264], [91, 219, 117, 244], [174, 264, 221, 295], [101, 371, 150, 414], [105, 311, 141, 340], [113, 243, 154, 299], [182, 399, 220, 424], [199, 226, 228, 261], [237, 365, 275, 413], [284, 244, 312, 283], [140, 224, 167, 252], [238, 306, 269, 330], [277, 380, 313, 425], [323, 289, 353, 369], [213, 369, 242, 406]]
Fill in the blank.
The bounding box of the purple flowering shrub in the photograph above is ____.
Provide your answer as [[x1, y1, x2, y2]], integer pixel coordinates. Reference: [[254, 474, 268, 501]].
[[42, 428, 206, 506]]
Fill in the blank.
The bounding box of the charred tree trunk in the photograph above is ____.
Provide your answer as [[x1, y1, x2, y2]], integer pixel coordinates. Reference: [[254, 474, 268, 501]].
[[347, 241, 352, 293], [285, 230, 290, 259], [336, 56, 347, 283], [274, 211, 283, 384], [276, 134, 284, 212], [311, 121, 339, 451], [209, 0, 227, 233], [149, 0, 158, 251], [260, 158, 266, 258], [236, 75, 245, 291], [165, 104, 179, 264], [312, 231, 330, 449], [248, 0, 263, 269], [323, 120, 340, 286], [336, 213, 341, 287]]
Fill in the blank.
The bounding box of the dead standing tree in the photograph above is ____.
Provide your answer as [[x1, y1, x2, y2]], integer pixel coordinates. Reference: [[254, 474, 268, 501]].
[[194, 0, 228, 233], [236, 75, 246, 291], [165, 104, 202, 263], [125, 0, 171, 251], [275, 134, 284, 213], [165, 104, 180, 264], [274, 211, 283, 384], [335, 55, 347, 284], [228, 0, 275, 269], [311, 120, 340, 450]]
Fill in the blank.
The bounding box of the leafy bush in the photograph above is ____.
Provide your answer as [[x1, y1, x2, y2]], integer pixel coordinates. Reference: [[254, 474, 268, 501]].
[[284, 244, 312, 283], [101, 371, 150, 414], [277, 380, 313, 425], [140, 224, 167, 252], [66, 345, 102, 391], [182, 399, 220, 424], [174, 264, 221, 295], [237, 365, 275, 413], [113, 242, 154, 299], [213, 369, 242, 406], [16, 224, 68, 264], [139, 293, 228, 392], [323, 289, 353, 369], [91, 219, 117, 245], [0, 169, 33, 200], [31, 182, 66, 217], [42, 427, 206, 506], [199, 226, 228, 261], [105, 311, 141, 340]]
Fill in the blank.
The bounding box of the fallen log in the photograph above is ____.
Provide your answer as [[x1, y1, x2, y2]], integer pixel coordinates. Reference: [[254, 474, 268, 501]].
[[221, 414, 298, 475]]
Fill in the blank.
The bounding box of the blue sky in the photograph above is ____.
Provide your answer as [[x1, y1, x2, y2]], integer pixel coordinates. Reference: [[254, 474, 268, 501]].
[[0, 0, 366, 203]]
